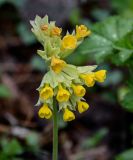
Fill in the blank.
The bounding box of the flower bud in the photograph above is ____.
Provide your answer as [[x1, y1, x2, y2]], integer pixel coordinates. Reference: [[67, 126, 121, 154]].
[[51, 27, 62, 36], [76, 25, 91, 40]]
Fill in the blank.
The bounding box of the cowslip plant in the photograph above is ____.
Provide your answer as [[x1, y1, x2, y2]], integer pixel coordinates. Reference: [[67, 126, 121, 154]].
[[30, 15, 107, 160]]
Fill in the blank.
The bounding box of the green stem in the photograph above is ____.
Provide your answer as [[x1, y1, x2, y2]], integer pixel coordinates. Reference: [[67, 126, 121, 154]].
[[53, 99, 58, 160]]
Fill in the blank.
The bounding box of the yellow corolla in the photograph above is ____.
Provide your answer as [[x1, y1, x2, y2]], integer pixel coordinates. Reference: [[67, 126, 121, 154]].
[[56, 85, 70, 102], [62, 35, 77, 50], [40, 84, 54, 100], [63, 108, 75, 121], [51, 27, 62, 36], [38, 104, 52, 119], [80, 73, 95, 87], [77, 101, 89, 113], [76, 25, 91, 39], [51, 56, 66, 73], [72, 84, 86, 97], [95, 70, 107, 82]]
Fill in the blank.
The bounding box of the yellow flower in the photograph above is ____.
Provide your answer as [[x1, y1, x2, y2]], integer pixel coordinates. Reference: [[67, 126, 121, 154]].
[[80, 73, 95, 87], [63, 108, 75, 121], [40, 84, 54, 100], [62, 35, 77, 50], [40, 24, 48, 31], [77, 101, 89, 113], [38, 104, 52, 119], [76, 25, 91, 39], [72, 84, 86, 97], [95, 70, 107, 82], [56, 85, 70, 102], [51, 26, 62, 36], [51, 56, 66, 73]]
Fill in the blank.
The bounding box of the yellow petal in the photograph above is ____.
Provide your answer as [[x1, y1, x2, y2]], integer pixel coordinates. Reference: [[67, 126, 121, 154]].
[[95, 70, 107, 82], [72, 84, 86, 97], [56, 85, 70, 102], [38, 104, 52, 119], [62, 35, 77, 50], [63, 108, 75, 122], [51, 57, 66, 73], [80, 73, 95, 87], [40, 85, 54, 100], [77, 101, 89, 113]]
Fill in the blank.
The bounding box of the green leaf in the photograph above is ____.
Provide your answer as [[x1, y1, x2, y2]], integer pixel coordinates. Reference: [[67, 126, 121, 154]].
[[81, 128, 108, 149], [121, 90, 133, 112], [118, 50, 132, 62], [91, 9, 110, 21], [25, 133, 39, 152], [115, 148, 133, 160], [1, 138, 23, 156], [0, 84, 11, 98]]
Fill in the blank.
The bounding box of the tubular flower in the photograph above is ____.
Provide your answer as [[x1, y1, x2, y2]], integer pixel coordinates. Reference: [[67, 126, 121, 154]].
[[56, 85, 70, 102], [77, 101, 89, 113], [40, 84, 54, 100], [80, 73, 95, 87], [72, 84, 86, 97], [62, 35, 77, 50], [76, 25, 91, 39], [40, 24, 48, 31], [38, 104, 52, 119], [51, 56, 66, 73], [63, 108, 75, 122], [95, 70, 107, 82], [51, 27, 62, 36]]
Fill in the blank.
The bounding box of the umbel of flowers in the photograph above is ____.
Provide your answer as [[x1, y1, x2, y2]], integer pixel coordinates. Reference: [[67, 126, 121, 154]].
[[31, 15, 106, 122]]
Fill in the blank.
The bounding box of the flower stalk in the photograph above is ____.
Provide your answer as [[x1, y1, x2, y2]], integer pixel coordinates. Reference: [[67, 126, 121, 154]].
[[53, 98, 58, 160]]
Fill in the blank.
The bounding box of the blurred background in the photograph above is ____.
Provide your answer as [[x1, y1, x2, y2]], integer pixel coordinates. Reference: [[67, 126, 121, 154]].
[[0, 0, 133, 160]]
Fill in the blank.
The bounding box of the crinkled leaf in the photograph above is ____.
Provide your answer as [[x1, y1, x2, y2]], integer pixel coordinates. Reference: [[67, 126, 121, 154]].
[[118, 50, 132, 62]]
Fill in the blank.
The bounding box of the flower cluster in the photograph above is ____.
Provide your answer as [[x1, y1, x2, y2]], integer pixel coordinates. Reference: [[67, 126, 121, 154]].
[[31, 15, 107, 122]]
